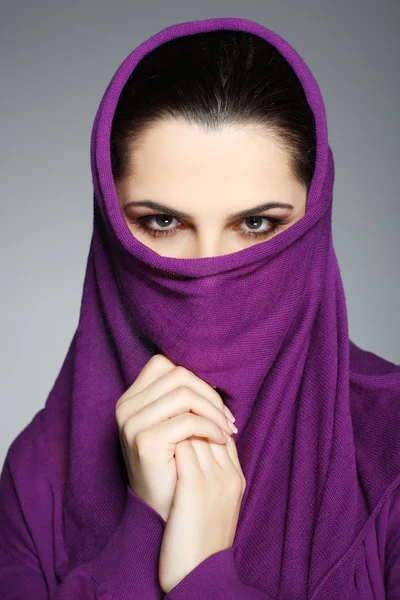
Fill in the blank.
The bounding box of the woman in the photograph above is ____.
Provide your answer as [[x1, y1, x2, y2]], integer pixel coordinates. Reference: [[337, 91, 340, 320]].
[[0, 16, 399, 600]]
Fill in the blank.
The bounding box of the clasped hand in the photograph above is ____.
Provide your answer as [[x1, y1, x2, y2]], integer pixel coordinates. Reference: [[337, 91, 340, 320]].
[[115, 354, 247, 595], [158, 433, 246, 594]]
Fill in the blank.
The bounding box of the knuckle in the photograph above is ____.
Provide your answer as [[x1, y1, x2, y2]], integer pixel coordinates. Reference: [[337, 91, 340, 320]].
[[176, 439, 191, 452], [173, 366, 224, 411], [179, 412, 195, 426], [175, 412, 197, 433], [174, 365, 190, 381], [174, 364, 188, 374], [150, 353, 168, 367], [120, 417, 136, 444], [115, 395, 125, 413], [115, 401, 125, 424], [134, 430, 151, 457], [175, 384, 193, 398]]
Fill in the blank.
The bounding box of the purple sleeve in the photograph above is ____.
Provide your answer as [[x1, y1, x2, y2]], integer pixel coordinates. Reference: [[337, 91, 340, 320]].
[[0, 450, 166, 599], [386, 484, 400, 600], [164, 547, 273, 600], [164, 485, 400, 600]]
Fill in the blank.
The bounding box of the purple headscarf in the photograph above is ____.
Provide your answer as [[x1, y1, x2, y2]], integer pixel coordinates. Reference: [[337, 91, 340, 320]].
[[43, 16, 400, 599]]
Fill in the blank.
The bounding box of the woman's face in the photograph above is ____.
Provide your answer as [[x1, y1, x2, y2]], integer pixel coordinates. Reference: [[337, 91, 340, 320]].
[[116, 118, 307, 258]]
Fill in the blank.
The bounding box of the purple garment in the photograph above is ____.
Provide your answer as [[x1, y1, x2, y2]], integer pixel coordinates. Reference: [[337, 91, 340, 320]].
[[1, 15, 400, 599]]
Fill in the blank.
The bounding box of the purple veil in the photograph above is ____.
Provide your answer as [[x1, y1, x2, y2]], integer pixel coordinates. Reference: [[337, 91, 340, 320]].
[[42, 17, 400, 599]]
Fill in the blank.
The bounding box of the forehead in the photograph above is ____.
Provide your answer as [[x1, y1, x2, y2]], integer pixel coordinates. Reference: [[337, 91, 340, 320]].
[[117, 118, 305, 219], [128, 118, 294, 183]]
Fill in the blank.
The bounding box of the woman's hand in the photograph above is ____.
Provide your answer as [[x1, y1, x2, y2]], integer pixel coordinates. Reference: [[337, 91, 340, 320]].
[[115, 353, 236, 522], [158, 432, 246, 594]]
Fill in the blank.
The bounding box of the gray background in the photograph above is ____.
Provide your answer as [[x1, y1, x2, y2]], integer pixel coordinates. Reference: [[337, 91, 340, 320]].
[[1, 1, 399, 466]]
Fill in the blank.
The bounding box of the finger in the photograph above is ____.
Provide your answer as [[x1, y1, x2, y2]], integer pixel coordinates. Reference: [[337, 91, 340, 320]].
[[189, 437, 217, 473], [135, 364, 226, 417], [116, 354, 176, 408], [209, 433, 243, 478], [208, 437, 234, 468], [225, 434, 244, 475], [131, 413, 228, 462], [175, 439, 201, 482], [117, 385, 234, 438]]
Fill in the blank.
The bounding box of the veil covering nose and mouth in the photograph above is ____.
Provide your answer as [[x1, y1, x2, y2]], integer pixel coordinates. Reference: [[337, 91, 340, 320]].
[[1, 16, 400, 600]]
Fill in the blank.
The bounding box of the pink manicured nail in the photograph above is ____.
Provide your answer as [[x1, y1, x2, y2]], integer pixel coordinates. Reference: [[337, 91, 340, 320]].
[[224, 405, 236, 423]]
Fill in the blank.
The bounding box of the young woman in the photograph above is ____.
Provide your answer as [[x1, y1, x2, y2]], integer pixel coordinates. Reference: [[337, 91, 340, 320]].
[[1, 16, 399, 600]]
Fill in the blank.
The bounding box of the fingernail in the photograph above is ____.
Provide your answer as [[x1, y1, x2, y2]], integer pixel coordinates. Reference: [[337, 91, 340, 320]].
[[226, 417, 238, 434], [223, 405, 236, 423]]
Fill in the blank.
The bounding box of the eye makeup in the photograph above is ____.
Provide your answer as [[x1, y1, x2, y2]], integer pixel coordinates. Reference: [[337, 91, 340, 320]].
[[132, 213, 287, 240]]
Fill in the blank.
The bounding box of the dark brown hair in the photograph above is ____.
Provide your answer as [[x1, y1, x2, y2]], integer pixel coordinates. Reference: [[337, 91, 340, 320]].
[[110, 29, 316, 192]]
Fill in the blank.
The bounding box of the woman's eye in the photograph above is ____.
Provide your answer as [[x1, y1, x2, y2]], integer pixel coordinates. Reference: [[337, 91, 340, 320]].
[[145, 214, 177, 230], [133, 213, 286, 239], [239, 216, 271, 233]]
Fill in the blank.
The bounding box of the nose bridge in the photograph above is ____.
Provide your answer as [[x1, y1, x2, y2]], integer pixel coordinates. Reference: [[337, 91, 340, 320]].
[[190, 222, 238, 258]]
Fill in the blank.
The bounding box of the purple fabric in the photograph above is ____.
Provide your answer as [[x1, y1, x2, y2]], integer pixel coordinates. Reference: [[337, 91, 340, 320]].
[[1, 16, 400, 599]]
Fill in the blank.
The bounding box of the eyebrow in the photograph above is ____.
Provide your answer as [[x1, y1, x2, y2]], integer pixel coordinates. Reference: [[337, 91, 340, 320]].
[[123, 200, 295, 221]]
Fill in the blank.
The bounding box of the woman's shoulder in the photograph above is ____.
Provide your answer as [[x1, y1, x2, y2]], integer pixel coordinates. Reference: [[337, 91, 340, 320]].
[[348, 339, 400, 518], [1, 406, 54, 518], [0, 407, 59, 574], [349, 339, 400, 378], [349, 339, 400, 412], [5, 407, 46, 468], [3, 408, 52, 502]]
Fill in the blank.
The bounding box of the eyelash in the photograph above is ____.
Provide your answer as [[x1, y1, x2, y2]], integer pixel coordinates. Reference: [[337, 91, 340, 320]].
[[133, 214, 286, 239]]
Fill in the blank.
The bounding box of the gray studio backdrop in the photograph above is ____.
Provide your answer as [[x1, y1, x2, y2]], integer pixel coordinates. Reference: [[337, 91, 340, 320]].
[[1, 1, 399, 465]]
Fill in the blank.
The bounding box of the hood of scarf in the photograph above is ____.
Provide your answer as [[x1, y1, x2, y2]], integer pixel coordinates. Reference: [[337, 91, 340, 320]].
[[43, 17, 400, 599]]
